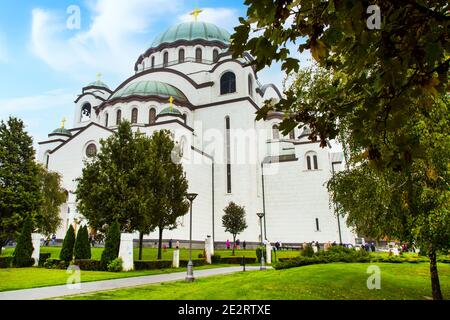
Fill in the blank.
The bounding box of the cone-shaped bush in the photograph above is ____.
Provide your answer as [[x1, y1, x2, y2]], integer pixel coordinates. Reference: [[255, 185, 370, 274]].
[[60, 225, 76, 262], [101, 221, 121, 270], [74, 225, 91, 260], [13, 216, 34, 267]]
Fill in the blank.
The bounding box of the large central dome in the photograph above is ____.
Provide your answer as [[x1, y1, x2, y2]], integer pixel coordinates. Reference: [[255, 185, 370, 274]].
[[151, 21, 231, 48]]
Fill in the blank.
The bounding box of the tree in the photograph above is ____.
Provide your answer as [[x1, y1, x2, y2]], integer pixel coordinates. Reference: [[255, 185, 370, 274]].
[[76, 122, 154, 252], [232, 0, 448, 170], [0, 117, 42, 255], [12, 215, 34, 267], [222, 202, 248, 256], [328, 99, 450, 300], [35, 165, 67, 237], [147, 130, 189, 260], [74, 225, 91, 260], [60, 225, 75, 263], [101, 220, 121, 270], [232, 1, 449, 300]]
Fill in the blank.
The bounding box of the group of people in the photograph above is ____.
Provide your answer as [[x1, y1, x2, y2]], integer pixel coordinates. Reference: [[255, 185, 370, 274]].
[[362, 242, 377, 252], [225, 239, 247, 250], [42, 234, 57, 246]]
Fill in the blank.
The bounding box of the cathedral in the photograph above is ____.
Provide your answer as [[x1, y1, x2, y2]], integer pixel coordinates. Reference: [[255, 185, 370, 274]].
[[37, 18, 356, 246]]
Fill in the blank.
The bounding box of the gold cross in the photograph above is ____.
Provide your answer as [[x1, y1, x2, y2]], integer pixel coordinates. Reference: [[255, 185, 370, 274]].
[[168, 96, 174, 111], [96, 72, 102, 80], [61, 117, 66, 129], [190, 8, 203, 22]]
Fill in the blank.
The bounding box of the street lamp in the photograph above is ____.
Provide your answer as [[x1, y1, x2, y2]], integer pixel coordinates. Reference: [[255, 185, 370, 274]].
[[256, 212, 266, 270], [186, 192, 198, 282]]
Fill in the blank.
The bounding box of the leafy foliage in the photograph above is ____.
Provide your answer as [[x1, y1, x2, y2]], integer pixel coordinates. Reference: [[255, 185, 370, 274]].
[[100, 221, 121, 270], [60, 225, 76, 263], [222, 202, 248, 256], [12, 215, 34, 268], [0, 117, 42, 253], [107, 258, 123, 272]]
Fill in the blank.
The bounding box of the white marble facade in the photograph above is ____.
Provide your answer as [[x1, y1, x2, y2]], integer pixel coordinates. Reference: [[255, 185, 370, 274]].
[[38, 21, 356, 245]]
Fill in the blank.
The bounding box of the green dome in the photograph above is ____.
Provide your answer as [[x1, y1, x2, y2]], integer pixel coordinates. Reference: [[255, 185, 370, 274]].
[[111, 80, 188, 102], [86, 80, 110, 89], [159, 107, 182, 116], [52, 128, 72, 136], [151, 21, 230, 48]]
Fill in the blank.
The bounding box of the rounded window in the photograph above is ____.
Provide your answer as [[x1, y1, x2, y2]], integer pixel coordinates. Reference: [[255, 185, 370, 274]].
[[86, 143, 97, 158]]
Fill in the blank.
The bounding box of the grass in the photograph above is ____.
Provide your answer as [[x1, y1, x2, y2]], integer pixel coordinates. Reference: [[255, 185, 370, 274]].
[[63, 262, 450, 300], [1, 246, 301, 261], [0, 264, 231, 292]]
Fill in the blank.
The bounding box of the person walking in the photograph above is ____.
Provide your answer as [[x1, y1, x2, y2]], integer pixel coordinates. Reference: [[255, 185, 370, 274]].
[[51, 234, 56, 246], [226, 239, 230, 250], [169, 239, 173, 249], [243, 240, 246, 250]]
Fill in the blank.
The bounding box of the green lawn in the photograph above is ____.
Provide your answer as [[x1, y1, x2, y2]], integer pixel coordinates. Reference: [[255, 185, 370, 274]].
[[63, 263, 450, 300], [0, 264, 231, 292], [1, 246, 301, 261]]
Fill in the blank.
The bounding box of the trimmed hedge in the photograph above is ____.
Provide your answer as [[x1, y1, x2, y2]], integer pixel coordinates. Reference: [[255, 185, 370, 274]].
[[134, 260, 173, 270], [211, 255, 221, 263], [38, 253, 52, 267], [44, 258, 69, 269], [220, 256, 256, 264], [180, 259, 207, 267], [0, 256, 13, 268], [73, 259, 103, 271], [13, 216, 34, 267]]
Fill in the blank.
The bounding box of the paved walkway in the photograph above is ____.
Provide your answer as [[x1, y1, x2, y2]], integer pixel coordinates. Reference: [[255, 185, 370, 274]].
[[0, 266, 267, 300]]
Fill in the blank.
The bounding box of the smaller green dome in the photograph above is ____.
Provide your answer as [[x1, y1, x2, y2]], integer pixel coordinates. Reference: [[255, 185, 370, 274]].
[[159, 107, 182, 116], [52, 128, 72, 136], [86, 80, 110, 89], [111, 81, 188, 102]]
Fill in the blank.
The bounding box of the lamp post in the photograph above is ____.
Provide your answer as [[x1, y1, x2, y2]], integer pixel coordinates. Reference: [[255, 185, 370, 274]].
[[185, 193, 198, 282], [257, 212, 266, 270]]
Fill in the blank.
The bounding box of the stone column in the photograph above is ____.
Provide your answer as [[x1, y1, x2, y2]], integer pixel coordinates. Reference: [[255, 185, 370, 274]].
[[172, 249, 180, 268], [205, 236, 212, 264], [31, 233, 41, 267], [118, 233, 134, 271], [265, 241, 272, 264]]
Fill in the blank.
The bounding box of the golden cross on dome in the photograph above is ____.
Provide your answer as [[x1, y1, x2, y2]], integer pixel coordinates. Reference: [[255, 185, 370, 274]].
[[190, 8, 203, 22], [96, 72, 102, 80], [61, 117, 67, 129], [168, 96, 174, 111]]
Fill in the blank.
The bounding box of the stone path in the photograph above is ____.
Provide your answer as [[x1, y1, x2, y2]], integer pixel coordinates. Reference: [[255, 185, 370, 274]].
[[0, 266, 267, 300]]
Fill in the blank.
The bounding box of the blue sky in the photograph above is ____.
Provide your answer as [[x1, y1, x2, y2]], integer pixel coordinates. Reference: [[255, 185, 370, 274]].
[[0, 0, 310, 149]]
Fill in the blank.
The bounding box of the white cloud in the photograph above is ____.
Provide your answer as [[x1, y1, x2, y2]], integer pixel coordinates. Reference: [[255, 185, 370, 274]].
[[31, 0, 183, 82], [178, 7, 240, 33]]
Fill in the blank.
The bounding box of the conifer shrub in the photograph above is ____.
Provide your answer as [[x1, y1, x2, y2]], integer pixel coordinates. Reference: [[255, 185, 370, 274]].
[[100, 221, 121, 270], [74, 225, 91, 260], [12, 216, 35, 268], [60, 225, 76, 262]]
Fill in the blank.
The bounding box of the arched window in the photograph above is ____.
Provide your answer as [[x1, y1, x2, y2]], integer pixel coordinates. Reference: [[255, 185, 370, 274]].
[[131, 108, 138, 124], [149, 108, 156, 125], [105, 113, 109, 127], [195, 48, 202, 63], [225, 116, 231, 193], [248, 74, 253, 97], [213, 49, 219, 62], [86, 143, 97, 158], [151, 56, 155, 68], [116, 109, 122, 125], [163, 52, 169, 67], [289, 130, 295, 139], [220, 72, 236, 95], [80, 103, 91, 122], [178, 49, 185, 63], [272, 124, 280, 140], [306, 152, 318, 170], [315, 218, 320, 231], [182, 113, 187, 124]]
